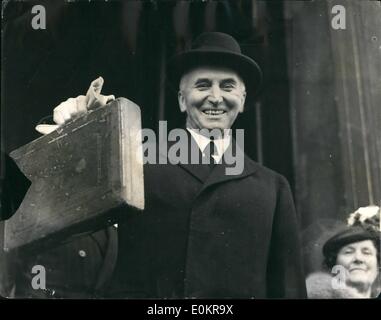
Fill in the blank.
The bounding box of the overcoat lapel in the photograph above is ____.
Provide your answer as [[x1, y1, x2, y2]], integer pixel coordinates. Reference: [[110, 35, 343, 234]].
[[164, 131, 210, 183], [201, 141, 259, 192], [164, 131, 259, 191]]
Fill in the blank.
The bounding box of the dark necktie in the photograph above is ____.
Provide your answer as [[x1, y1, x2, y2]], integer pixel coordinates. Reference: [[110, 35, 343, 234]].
[[203, 140, 217, 167]]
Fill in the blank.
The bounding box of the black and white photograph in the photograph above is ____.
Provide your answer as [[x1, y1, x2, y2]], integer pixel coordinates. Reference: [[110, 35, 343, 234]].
[[0, 0, 380, 303]]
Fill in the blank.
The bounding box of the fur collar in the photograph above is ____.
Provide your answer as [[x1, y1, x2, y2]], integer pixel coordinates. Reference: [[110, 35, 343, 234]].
[[306, 272, 368, 299]]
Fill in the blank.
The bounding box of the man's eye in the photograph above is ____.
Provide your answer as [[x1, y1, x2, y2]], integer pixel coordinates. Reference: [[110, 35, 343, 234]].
[[195, 83, 210, 90], [222, 84, 235, 91]]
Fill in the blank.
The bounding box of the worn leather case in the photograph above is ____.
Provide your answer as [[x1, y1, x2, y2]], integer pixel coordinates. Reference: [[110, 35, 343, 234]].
[[4, 98, 144, 251]]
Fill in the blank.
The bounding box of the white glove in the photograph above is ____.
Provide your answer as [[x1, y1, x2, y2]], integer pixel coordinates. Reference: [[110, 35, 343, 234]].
[[35, 76, 115, 135]]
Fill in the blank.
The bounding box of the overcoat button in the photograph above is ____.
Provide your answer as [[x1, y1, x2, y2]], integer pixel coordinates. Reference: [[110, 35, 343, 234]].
[[78, 250, 87, 257]]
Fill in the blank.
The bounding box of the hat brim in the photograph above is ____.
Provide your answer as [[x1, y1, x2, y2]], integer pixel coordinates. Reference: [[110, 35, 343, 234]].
[[322, 226, 380, 258], [167, 50, 263, 97]]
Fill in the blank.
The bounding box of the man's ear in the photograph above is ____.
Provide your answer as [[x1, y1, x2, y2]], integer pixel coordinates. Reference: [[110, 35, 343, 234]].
[[239, 91, 247, 113], [178, 91, 187, 113]]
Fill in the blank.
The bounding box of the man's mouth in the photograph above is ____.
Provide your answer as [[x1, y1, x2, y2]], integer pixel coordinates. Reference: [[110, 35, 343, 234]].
[[202, 109, 226, 116]]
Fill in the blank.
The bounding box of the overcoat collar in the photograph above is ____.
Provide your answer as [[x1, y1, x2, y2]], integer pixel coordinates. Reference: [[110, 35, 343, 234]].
[[161, 130, 259, 189]]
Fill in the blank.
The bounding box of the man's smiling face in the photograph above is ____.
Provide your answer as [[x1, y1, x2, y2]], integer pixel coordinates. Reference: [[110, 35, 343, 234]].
[[178, 66, 247, 131]]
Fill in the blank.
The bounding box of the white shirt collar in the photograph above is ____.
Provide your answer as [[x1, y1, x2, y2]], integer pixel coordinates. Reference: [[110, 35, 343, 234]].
[[186, 128, 231, 163]]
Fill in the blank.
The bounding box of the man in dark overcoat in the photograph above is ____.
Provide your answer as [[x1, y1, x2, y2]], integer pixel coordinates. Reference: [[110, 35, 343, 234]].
[[104, 32, 307, 298]]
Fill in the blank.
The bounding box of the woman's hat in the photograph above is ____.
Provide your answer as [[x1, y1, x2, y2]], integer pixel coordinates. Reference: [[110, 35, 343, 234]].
[[167, 32, 263, 96], [323, 205, 380, 258], [322, 225, 380, 259]]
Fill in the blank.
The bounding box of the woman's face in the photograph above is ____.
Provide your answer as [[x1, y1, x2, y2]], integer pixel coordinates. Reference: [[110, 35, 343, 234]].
[[336, 240, 379, 289]]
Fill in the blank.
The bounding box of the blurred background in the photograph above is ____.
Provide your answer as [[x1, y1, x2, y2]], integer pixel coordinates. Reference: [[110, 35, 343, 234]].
[[1, 0, 380, 279]]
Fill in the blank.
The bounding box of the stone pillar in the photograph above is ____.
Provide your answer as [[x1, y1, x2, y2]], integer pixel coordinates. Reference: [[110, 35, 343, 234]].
[[327, 0, 381, 211], [284, 0, 381, 273]]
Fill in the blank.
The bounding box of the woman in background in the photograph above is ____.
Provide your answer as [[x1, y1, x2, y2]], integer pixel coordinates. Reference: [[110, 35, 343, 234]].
[[306, 205, 380, 299]]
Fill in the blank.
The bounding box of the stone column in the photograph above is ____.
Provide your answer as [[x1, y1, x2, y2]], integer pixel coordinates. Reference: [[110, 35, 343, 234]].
[[284, 0, 381, 273]]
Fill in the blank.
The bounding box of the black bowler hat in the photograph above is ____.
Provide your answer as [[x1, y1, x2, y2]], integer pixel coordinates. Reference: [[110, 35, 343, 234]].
[[323, 225, 380, 260], [167, 32, 263, 96]]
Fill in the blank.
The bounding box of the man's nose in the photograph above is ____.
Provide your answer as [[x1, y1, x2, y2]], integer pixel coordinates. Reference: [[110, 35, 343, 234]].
[[208, 85, 223, 105]]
